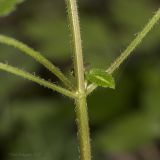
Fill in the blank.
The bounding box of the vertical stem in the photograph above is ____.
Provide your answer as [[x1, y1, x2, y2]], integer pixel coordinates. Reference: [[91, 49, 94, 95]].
[[66, 0, 91, 159], [66, 0, 85, 90], [75, 94, 91, 160]]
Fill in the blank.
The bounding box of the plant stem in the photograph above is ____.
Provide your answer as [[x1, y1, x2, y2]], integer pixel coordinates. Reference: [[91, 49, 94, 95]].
[[0, 63, 76, 99], [66, 0, 91, 159], [66, 0, 84, 90], [0, 34, 73, 89], [87, 8, 160, 95], [75, 94, 91, 160]]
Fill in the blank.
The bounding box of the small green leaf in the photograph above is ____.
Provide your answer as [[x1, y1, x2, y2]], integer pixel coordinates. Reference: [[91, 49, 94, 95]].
[[0, 0, 24, 16], [86, 69, 115, 89]]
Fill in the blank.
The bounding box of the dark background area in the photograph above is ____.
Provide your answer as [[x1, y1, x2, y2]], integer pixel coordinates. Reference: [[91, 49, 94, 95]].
[[0, 0, 160, 159]]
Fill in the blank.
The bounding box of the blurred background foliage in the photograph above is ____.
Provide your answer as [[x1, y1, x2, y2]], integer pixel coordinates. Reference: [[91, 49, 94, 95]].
[[0, 0, 160, 160]]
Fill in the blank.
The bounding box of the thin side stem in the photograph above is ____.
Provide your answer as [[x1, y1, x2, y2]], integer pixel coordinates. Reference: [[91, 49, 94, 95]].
[[87, 8, 160, 95], [0, 34, 73, 89], [0, 63, 76, 99], [66, 0, 91, 160]]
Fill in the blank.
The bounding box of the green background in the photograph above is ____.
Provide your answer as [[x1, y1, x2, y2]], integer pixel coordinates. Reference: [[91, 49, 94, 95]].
[[0, 0, 160, 159]]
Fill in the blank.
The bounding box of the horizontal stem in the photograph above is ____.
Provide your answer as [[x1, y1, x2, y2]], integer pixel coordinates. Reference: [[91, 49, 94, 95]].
[[87, 8, 160, 95], [0, 34, 73, 89], [0, 63, 76, 99]]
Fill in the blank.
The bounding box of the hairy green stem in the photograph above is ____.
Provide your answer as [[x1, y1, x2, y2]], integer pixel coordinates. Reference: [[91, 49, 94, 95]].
[[0, 34, 72, 89], [66, 0, 91, 159], [87, 8, 160, 95], [0, 63, 76, 99], [66, 0, 84, 90], [75, 94, 91, 160]]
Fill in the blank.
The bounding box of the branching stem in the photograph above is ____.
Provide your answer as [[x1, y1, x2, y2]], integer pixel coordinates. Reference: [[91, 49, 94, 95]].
[[87, 8, 160, 95], [66, 0, 91, 159]]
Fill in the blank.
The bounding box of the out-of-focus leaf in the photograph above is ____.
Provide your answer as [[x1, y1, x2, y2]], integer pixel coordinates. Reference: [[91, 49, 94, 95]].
[[0, 0, 24, 16], [24, 18, 71, 61], [141, 66, 160, 119], [81, 17, 114, 68], [96, 113, 160, 153], [110, 0, 153, 29], [2, 99, 76, 160], [86, 69, 115, 89]]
